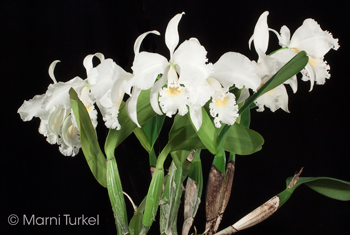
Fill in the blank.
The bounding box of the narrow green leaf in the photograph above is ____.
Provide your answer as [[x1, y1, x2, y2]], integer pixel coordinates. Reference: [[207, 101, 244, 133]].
[[287, 177, 350, 200], [69, 88, 107, 187]]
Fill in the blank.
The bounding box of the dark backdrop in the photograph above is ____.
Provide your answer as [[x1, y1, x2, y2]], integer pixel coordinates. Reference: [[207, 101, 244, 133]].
[[2, 0, 349, 234]]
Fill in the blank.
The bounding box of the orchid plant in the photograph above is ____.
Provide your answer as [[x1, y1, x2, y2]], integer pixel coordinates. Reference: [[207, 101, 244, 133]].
[[18, 11, 349, 235]]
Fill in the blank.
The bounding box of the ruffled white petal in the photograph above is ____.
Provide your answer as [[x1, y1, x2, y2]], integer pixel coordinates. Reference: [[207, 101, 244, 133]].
[[173, 38, 211, 85], [289, 19, 339, 58], [89, 59, 121, 101], [38, 119, 58, 144], [95, 89, 122, 130], [186, 78, 215, 108], [42, 76, 86, 112], [209, 92, 239, 128], [301, 56, 330, 85], [159, 86, 189, 117], [254, 84, 289, 112], [212, 52, 260, 91], [18, 94, 49, 121], [58, 135, 80, 157], [88, 57, 131, 128]]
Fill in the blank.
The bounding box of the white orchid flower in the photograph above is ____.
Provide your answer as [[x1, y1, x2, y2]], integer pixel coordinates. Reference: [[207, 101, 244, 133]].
[[249, 11, 299, 113], [123, 13, 212, 129], [206, 52, 260, 128], [85, 31, 159, 130], [88, 57, 132, 130], [275, 19, 339, 89], [18, 58, 99, 156]]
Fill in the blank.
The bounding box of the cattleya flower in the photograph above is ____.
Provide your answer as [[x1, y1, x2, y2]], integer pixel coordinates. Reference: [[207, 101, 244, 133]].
[[85, 31, 159, 130], [122, 13, 213, 129], [18, 59, 99, 156], [207, 52, 260, 127], [250, 11, 339, 112], [249, 11, 299, 112], [275, 18, 339, 89], [87, 55, 132, 130]]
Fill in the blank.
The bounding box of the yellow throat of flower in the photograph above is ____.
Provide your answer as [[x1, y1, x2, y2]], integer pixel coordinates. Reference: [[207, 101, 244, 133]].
[[291, 48, 318, 67], [166, 86, 184, 96], [215, 97, 229, 107]]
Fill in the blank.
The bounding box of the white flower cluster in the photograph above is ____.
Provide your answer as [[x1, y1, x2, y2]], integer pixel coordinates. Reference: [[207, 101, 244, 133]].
[[18, 11, 339, 156], [250, 11, 339, 112]]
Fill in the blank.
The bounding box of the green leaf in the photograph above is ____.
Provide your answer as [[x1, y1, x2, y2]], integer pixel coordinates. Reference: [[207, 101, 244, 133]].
[[133, 126, 152, 153], [69, 88, 107, 187], [240, 51, 309, 114], [238, 106, 251, 128], [143, 114, 166, 149], [162, 114, 206, 165], [107, 158, 129, 234], [141, 168, 165, 233], [291, 177, 350, 200], [129, 197, 147, 235], [279, 176, 350, 208], [133, 114, 166, 153], [224, 122, 264, 155]]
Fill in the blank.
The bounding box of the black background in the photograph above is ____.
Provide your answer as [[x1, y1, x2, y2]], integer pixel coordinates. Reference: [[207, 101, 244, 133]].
[[2, 0, 349, 234]]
